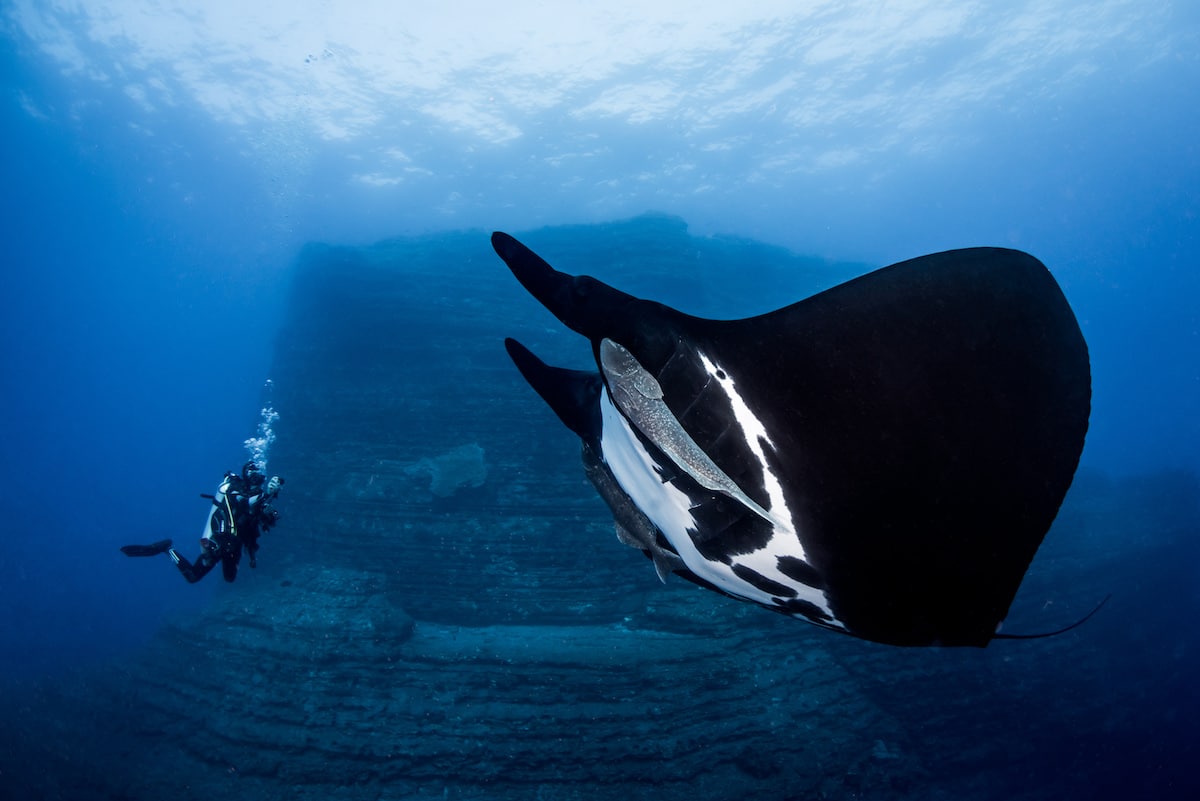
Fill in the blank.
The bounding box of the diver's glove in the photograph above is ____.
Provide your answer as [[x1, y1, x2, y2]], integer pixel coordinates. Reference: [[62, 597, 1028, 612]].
[[266, 476, 283, 498], [260, 506, 281, 531]]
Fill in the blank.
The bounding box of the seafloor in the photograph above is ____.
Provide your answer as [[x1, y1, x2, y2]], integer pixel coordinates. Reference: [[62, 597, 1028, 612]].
[[3, 216, 1197, 800]]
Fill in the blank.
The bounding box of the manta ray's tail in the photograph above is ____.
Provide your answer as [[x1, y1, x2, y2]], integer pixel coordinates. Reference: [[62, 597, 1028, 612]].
[[993, 594, 1111, 640]]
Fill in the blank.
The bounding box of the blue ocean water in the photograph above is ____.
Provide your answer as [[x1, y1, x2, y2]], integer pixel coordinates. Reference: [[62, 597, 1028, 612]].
[[1, 3, 1198, 799]]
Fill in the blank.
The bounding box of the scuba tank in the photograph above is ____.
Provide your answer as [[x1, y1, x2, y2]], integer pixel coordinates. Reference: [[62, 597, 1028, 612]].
[[200, 473, 238, 547]]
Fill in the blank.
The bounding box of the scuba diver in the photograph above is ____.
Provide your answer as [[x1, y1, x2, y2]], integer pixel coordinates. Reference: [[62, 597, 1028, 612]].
[[121, 462, 284, 583]]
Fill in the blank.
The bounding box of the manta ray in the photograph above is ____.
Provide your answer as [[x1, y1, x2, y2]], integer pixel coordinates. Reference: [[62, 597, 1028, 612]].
[[493, 232, 1091, 647]]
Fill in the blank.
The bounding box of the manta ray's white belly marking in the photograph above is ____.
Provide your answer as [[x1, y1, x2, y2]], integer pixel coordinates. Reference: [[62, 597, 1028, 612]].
[[599, 386, 838, 626]]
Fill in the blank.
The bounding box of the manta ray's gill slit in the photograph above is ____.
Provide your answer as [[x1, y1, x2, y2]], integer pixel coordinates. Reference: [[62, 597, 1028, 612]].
[[732, 563, 799, 598], [776, 554, 825, 589], [727, 540, 838, 624]]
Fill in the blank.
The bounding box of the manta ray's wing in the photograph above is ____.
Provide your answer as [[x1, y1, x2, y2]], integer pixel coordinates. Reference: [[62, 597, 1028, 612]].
[[494, 232, 1091, 647]]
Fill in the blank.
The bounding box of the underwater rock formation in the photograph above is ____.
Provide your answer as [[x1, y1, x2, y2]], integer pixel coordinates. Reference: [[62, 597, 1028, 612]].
[[408, 443, 489, 498]]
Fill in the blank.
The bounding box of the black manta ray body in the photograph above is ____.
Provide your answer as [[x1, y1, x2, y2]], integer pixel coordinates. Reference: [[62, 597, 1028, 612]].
[[493, 232, 1091, 647]]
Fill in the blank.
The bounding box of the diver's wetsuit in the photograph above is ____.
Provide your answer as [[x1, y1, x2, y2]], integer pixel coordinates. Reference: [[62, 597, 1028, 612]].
[[170, 471, 276, 583]]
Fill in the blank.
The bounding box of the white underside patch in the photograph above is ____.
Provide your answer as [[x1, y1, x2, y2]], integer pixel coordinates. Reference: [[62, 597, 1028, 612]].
[[599, 386, 840, 628], [696, 352, 803, 559], [600, 391, 697, 541]]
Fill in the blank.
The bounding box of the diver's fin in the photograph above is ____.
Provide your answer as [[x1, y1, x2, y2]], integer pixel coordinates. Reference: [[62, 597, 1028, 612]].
[[993, 595, 1112, 640], [120, 539, 174, 557]]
